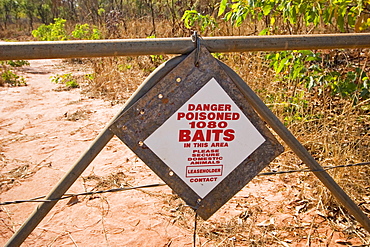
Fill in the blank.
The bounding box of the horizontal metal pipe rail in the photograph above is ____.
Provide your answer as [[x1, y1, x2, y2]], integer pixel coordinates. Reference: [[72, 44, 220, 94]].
[[1, 33, 370, 60]]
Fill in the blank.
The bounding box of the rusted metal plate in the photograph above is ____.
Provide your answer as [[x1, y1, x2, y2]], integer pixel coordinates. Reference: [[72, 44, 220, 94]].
[[109, 46, 283, 220]]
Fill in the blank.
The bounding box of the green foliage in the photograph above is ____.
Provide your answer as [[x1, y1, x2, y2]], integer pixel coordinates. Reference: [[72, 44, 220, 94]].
[[32, 18, 69, 41], [72, 24, 102, 40], [265, 50, 370, 102], [84, 73, 95, 80], [265, 50, 321, 82], [51, 73, 79, 88], [97, 8, 106, 16], [32, 18, 102, 41], [181, 10, 217, 33], [0, 60, 28, 87], [331, 68, 369, 100], [218, 0, 250, 27], [0, 0, 22, 27], [218, 0, 370, 33], [6, 60, 30, 67], [0, 69, 26, 86], [282, 90, 308, 124]]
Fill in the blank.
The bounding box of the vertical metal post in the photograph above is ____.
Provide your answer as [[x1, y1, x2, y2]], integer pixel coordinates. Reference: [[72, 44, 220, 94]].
[[5, 55, 186, 247], [218, 61, 370, 232]]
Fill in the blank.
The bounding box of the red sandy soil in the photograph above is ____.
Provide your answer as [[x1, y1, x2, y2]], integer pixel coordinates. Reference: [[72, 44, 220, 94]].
[[0, 60, 368, 246]]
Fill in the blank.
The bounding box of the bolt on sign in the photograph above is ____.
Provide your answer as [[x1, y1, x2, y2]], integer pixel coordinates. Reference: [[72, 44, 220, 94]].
[[109, 46, 284, 220]]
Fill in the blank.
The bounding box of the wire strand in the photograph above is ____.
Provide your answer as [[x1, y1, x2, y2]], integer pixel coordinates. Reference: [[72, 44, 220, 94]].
[[0, 162, 369, 206], [193, 213, 198, 247], [0, 183, 166, 205], [258, 161, 370, 176]]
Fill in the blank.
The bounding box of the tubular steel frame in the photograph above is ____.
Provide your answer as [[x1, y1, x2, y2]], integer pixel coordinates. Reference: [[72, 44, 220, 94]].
[[3, 34, 370, 246], [1, 33, 370, 60]]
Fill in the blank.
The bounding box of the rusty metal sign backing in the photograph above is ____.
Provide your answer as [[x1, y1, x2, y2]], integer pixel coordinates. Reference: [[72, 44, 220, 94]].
[[109, 46, 283, 220]]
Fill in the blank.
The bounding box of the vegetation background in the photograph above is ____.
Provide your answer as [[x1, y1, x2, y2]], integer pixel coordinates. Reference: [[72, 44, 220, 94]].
[[0, 0, 369, 245]]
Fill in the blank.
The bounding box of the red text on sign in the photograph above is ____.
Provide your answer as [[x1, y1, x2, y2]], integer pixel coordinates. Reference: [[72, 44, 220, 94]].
[[189, 177, 218, 183], [186, 165, 223, 177], [179, 129, 235, 142], [177, 112, 240, 121], [189, 121, 228, 129], [188, 104, 231, 111]]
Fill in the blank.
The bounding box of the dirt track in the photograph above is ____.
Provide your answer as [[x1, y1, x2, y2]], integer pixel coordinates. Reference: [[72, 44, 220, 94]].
[[0, 60, 366, 246], [0, 60, 197, 246]]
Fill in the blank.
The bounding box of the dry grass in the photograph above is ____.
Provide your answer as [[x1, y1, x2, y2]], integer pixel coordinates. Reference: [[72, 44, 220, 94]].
[[63, 109, 93, 121], [81, 56, 156, 104], [82, 170, 128, 192], [0, 159, 51, 194], [0, 132, 52, 193]]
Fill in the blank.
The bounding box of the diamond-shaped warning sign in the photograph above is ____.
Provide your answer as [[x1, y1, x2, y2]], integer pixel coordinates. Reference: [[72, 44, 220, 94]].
[[144, 77, 265, 198], [109, 46, 283, 220]]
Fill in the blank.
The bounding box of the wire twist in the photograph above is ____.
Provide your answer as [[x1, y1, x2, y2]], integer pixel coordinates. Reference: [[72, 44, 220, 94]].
[[191, 31, 201, 66]]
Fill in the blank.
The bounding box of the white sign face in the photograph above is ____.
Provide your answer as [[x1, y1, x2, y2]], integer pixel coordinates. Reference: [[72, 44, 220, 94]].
[[144, 78, 265, 198]]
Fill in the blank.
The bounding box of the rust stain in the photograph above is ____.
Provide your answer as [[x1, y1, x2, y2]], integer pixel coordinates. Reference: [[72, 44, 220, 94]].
[[161, 98, 169, 104]]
